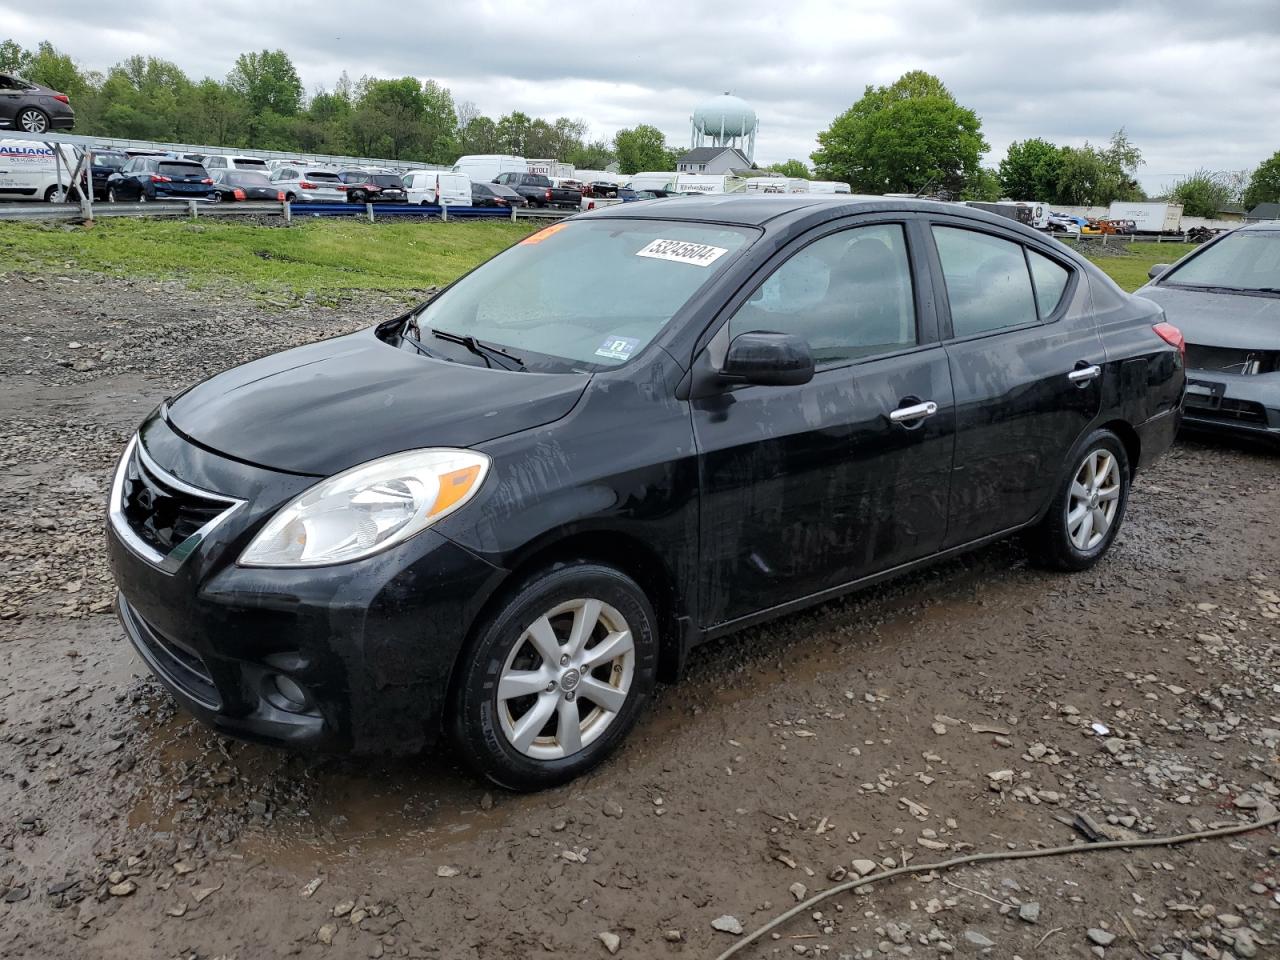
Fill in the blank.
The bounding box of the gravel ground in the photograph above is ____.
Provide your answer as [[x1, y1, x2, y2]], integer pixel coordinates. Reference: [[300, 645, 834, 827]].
[[1, 268, 1278, 960]]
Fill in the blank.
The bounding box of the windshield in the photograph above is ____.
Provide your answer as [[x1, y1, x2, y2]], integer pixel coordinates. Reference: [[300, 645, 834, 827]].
[[96, 154, 126, 169], [411, 219, 755, 372], [229, 172, 271, 186], [307, 171, 341, 182], [1162, 232, 1280, 292]]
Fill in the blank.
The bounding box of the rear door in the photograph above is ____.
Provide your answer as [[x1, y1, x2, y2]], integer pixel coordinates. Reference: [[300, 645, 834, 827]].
[[693, 216, 956, 627], [925, 218, 1102, 547]]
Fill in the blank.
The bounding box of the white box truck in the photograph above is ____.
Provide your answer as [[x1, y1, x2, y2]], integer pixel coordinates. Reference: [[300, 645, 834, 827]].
[[527, 159, 573, 179], [452, 154, 527, 184], [626, 171, 678, 192], [672, 173, 746, 194], [1108, 201, 1183, 234], [0, 138, 81, 202]]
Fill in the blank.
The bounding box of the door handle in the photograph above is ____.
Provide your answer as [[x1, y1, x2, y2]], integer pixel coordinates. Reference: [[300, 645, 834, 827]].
[[889, 400, 938, 424], [1068, 364, 1102, 384]]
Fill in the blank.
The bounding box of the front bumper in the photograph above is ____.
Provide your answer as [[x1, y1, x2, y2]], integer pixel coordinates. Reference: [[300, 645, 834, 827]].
[[1182, 368, 1280, 444], [107, 417, 507, 754]]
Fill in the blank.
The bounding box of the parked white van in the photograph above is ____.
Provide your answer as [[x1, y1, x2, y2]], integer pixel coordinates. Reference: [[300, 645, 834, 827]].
[[743, 176, 790, 194], [808, 180, 852, 194], [0, 138, 81, 201], [626, 171, 677, 192], [203, 154, 270, 174], [451, 154, 526, 184], [403, 169, 471, 206]]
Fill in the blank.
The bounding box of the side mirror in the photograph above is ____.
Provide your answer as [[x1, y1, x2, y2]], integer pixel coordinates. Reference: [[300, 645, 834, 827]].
[[1148, 264, 1171, 280], [721, 332, 814, 387]]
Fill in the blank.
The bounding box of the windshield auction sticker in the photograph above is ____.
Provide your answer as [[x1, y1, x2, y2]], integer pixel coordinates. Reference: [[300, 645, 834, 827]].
[[636, 239, 729, 267], [595, 336, 640, 361]]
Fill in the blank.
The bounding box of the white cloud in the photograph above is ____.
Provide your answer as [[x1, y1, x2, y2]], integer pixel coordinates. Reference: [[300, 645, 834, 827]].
[[5, 0, 1277, 188]]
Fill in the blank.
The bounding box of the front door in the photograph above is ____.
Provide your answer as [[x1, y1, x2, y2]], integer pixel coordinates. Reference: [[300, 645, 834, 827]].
[[926, 220, 1103, 547], [692, 219, 956, 627]]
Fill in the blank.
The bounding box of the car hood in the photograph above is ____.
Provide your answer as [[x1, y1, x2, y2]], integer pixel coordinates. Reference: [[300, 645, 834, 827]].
[[1137, 284, 1280, 350], [166, 328, 589, 476]]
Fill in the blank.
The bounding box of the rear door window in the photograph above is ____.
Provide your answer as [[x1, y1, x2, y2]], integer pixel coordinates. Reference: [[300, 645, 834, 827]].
[[307, 171, 341, 183], [158, 162, 205, 178], [932, 226, 1038, 338]]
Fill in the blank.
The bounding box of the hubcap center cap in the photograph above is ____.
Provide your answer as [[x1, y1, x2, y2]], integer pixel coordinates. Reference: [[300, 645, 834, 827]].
[[559, 668, 581, 692]]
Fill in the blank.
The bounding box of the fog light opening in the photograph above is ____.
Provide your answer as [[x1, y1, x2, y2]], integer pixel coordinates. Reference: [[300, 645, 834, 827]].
[[268, 674, 310, 713]]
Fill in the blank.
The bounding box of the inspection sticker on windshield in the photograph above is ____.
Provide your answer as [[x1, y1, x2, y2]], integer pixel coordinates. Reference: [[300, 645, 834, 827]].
[[595, 336, 640, 361], [635, 238, 728, 267]]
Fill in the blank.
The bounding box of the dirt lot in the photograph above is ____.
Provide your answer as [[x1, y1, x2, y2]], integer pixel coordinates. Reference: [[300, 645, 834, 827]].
[[2, 268, 1278, 960]]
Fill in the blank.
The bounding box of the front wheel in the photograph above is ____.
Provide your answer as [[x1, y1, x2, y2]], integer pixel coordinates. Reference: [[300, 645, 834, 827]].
[[450, 562, 659, 791], [17, 108, 50, 134], [1027, 429, 1130, 571]]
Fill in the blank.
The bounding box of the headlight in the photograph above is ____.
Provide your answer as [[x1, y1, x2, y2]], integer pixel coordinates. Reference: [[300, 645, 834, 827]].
[[238, 448, 490, 568]]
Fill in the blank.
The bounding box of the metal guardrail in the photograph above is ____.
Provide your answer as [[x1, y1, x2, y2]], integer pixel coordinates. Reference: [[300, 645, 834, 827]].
[[0, 199, 576, 223], [1053, 232, 1202, 244]]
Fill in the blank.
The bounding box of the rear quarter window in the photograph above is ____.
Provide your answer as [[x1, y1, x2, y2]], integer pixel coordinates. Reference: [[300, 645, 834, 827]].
[[1028, 250, 1071, 317]]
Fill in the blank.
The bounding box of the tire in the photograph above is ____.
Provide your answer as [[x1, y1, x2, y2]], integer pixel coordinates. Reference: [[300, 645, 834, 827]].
[[450, 561, 659, 791], [17, 108, 50, 134], [285, 193, 296, 203], [106, 188, 117, 203], [44, 184, 66, 203], [211, 191, 222, 203], [1027, 429, 1130, 571]]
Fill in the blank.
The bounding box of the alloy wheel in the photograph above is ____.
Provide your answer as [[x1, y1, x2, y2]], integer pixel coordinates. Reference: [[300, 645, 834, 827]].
[[1066, 449, 1121, 550], [496, 598, 635, 760], [18, 109, 48, 134]]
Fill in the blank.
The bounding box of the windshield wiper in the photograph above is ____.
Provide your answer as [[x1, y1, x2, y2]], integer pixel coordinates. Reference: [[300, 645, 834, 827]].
[[430, 328, 527, 371]]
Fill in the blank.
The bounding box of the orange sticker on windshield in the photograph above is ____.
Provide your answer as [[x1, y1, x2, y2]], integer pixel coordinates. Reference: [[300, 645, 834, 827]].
[[519, 222, 571, 245]]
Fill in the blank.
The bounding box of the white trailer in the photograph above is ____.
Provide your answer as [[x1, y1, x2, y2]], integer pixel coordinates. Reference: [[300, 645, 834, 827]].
[[743, 176, 790, 193], [808, 180, 851, 194], [672, 173, 747, 194], [1108, 201, 1184, 234], [626, 171, 678, 192], [527, 158, 573, 179]]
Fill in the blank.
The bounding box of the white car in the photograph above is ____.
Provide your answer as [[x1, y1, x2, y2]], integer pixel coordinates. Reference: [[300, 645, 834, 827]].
[[269, 166, 346, 203], [0, 137, 81, 201], [451, 154, 527, 184], [203, 154, 270, 175], [403, 170, 471, 206]]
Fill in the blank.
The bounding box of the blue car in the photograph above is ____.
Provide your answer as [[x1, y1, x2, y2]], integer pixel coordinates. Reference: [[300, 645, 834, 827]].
[[105, 157, 216, 203]]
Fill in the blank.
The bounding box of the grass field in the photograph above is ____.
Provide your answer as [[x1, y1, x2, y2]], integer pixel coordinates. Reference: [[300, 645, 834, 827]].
[[0, 216, 1194, 297], [0, 218, 538, 297]]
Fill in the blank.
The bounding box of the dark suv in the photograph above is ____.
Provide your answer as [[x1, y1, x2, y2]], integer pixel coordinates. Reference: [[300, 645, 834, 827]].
[[105, 158, 216, 202], [0, 72, 75, 134], [338, 171, 407, 203]]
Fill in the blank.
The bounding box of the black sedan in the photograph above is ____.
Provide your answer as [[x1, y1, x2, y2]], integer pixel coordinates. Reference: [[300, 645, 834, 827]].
[[211, 169, 285, 202], [1138, 221, 1280, 445], [338, 171, 407, 203], [106, 158, 216, 202], [471, 181, 526, 208], [0, 72, 75, 134], [106, 197, 1184, 791]]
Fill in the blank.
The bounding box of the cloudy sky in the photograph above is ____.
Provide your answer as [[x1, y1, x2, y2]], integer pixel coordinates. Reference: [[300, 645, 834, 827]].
[[5, 0, 1277, 192]]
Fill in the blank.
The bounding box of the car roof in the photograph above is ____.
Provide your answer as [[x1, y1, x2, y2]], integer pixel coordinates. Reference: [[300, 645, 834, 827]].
[[577, 194, 1018, 229], [1238, 220, 1280, 233]]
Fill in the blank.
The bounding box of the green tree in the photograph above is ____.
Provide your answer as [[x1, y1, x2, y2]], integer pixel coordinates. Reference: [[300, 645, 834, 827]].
[[1054, 130, 1145, 206], [1168, 169, 1232, 218], [613, 124, 674, 174], [766, 158, 810, 179], [961, 167, 1002, 201], [811, 70, 987, 195], [226, 50, 303, 116], [998, 138, 1063, 200], [566, 139, 615, 170], [1243, 151, 1280, 210]]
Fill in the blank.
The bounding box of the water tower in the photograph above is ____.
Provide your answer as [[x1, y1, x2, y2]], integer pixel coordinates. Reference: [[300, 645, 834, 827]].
[[690, 93, 758, 163]]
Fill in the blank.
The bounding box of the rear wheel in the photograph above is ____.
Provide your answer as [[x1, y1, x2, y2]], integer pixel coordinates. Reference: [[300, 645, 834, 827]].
[[1027, 429, 1130, 571], [451, 562, 659, 791], [43, 184, 67, 203], [106, 188, 117, 203], [17, 108, 50, 134]]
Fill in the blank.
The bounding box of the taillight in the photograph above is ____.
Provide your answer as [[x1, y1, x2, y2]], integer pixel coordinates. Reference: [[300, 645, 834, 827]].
[[53, 93, 69, 104], [545, 188, 552, 201], [1153, 322, 1186, 362], [277, 191, 285, 202], [299, 180, 315, 190], [233, 188, 246, 201], [149, 175, 171, 183], [201, 178, 213, 184], [336, 184, 347, 191], [434, 187, 440, 204]]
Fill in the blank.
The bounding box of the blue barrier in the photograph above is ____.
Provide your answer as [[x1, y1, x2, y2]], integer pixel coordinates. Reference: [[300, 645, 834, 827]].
[[289, 203, 516, 219]]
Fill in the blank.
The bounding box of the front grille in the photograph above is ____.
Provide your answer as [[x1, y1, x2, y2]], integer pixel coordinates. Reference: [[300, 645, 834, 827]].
[[116, 441, 237, 561], [1185, 344, 1279, 375], [121, 598, 220, 709]]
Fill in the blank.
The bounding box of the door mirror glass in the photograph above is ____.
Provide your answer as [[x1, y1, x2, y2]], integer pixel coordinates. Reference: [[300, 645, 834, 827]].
[[1148, 263, 1170, 280], [722, 332, 815, 386]]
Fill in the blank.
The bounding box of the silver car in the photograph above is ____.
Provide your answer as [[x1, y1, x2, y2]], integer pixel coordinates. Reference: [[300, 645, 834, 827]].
[[1138, 221, 1280, 445], [268, 166, 346, 203]]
